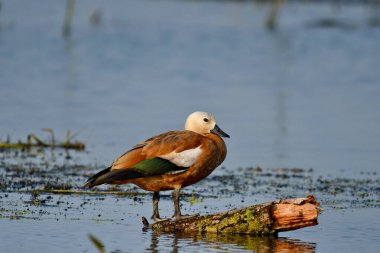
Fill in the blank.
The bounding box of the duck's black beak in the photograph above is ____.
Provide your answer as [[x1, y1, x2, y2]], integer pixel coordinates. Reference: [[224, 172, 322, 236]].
[[211, 124, 230, 138]]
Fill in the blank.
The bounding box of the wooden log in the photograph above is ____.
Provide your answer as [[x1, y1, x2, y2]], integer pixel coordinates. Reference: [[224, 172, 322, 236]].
[[142, 195, 320, 235]]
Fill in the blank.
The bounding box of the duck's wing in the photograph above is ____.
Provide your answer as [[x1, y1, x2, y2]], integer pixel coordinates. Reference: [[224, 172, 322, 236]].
[[84, 131, 204, 188]]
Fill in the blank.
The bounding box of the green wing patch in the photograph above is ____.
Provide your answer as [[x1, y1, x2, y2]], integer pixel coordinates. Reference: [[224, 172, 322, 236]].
[[132, 157, 188, 175], [84, 157, 188, 187]]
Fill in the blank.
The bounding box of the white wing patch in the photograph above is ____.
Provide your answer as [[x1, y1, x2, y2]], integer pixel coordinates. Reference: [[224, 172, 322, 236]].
[[159, 147, 202, 167]]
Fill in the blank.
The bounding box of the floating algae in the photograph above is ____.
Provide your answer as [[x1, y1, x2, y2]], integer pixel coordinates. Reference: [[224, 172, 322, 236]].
[[0, 157, 379, 222]]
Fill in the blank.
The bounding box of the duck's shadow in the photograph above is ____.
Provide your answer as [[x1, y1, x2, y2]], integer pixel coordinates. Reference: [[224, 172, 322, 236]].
[[143, 231, 316, 253]]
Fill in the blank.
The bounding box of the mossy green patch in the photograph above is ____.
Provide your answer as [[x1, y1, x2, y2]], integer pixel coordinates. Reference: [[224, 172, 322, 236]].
[[189, 194, 203, 206]]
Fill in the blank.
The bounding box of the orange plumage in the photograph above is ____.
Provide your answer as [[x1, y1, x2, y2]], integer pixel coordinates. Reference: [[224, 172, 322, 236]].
[[85, 111, 229, 221]]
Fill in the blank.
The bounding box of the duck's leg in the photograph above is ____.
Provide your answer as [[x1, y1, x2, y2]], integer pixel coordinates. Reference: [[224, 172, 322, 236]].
[[151, 192, 170, 222], [173, 189, 182, 219], [172, 188, 199, 220], [151, 191, 160, 221], [151, 191, 169, 222]]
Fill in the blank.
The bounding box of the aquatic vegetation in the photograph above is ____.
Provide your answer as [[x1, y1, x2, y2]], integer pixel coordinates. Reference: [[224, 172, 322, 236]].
[[0, 156, 378, 223], [0, 130, 85, 151], [188, 194, 203, 206], [88, 234, 105, 253]]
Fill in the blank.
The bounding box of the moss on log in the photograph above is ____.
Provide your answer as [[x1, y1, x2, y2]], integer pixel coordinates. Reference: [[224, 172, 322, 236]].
[[142, 195, 320, 235]]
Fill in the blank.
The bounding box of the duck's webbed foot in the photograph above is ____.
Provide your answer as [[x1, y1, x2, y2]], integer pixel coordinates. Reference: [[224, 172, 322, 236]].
[[172, 188, 200, 221], [152, 216, 171, 223], [173, 213, 200, 221]]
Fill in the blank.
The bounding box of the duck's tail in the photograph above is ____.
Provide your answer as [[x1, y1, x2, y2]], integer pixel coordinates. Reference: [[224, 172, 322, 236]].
[[83, 167, 112, 188], [84, 167, 149, 188]]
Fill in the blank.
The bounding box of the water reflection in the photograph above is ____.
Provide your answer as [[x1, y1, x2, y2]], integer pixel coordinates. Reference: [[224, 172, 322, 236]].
[[144, 231, 316, 253], [272, 29, 292, 167]]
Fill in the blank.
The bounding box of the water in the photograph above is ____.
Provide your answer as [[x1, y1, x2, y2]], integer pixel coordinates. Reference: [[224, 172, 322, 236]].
[[1, 0, 380, 252]]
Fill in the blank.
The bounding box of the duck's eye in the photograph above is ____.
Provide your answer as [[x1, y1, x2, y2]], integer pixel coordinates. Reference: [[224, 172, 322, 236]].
[[203, 118, 209, 122]]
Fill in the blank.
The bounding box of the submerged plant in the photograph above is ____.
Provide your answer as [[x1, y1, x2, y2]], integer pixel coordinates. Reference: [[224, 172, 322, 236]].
[[88, 234, 105, 253]]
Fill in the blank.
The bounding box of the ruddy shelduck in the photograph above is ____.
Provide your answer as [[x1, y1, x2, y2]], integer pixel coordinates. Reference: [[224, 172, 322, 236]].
[[84, 111, 229, 221]]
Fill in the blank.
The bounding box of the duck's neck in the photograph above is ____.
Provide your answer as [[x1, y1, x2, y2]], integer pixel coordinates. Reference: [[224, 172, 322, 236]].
[[204, 133, 227, 164]]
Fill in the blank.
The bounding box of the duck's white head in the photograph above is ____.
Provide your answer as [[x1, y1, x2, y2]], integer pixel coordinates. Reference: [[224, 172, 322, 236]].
[[184, 111, 230, 138]]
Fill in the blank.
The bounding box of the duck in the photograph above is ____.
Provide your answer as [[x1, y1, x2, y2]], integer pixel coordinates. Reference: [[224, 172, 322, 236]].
[[84, 111, 229, 222]]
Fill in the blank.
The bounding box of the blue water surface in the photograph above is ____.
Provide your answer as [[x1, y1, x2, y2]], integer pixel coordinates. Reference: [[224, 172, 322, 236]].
[[1, 0, 380, 252]]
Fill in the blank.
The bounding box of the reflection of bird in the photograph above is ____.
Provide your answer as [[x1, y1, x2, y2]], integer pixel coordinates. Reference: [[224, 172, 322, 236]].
[[84, 111, 229, 221]]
